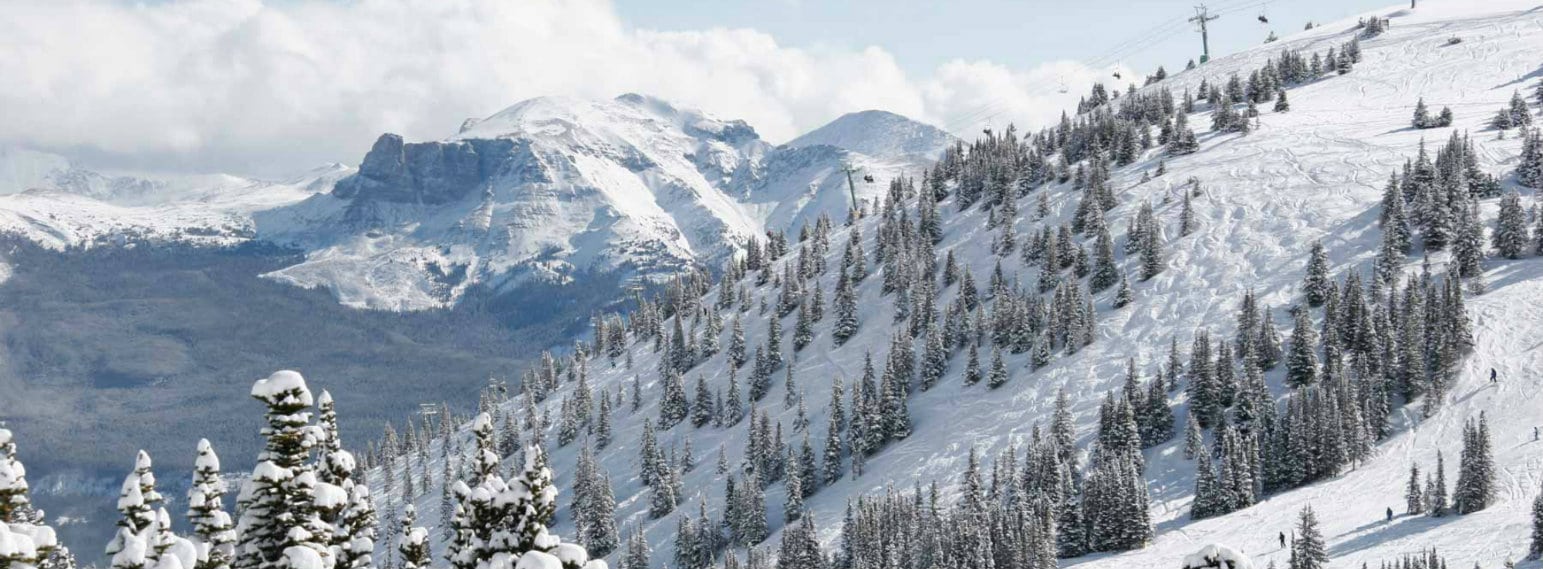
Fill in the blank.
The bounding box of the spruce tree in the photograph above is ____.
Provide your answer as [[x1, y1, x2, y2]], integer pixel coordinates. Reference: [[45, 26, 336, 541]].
[[397, 506, 429, 569], [1406, 463, 1425, 515], [1495, 191, 1530, 259], [1519, 129, 1543, 189], [1302, 241, 1330, 307], [1290, 506, 1328, 569], [986, 347, 1009, 389], [1179, 190, 1196, 237], [692, 376, 714, 428], [188, 440, 235, 569], [1285, 310, 1319, 388], [235, 371, 331, 569], [1453, 414, 1494, 515]]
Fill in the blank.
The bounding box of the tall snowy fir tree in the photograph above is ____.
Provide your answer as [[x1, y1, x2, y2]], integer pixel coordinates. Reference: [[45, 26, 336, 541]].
[[187, 440, 235, 569], [235, 371, 332, 569]]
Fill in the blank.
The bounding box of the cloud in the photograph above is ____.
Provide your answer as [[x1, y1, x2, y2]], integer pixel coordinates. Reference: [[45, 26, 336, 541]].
[[0, 0, 1121, 177]]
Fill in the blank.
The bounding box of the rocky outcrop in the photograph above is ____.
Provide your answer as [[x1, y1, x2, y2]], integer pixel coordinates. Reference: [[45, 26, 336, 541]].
[[332, 134, 522, 205]]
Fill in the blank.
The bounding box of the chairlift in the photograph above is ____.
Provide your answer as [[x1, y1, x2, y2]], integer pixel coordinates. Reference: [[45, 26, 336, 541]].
[[1056, 75, 1069, 94], [1258, 2, 1270, 24], [1112, 71, 1123, 80], [1258, 14, 1269, 23], [863, 174, 875, 183]]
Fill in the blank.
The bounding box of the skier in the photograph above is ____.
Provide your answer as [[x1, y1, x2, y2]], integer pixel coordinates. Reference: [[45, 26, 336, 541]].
[[1491, 368, 1498, 383], [1385, 507, 1393, 522], [1534, 426, 1538, 441], [1278, 532, 1285, 548]]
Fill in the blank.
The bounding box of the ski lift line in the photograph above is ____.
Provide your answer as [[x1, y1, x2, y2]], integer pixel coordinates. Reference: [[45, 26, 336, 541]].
[[939, 0, 1271, 133], [942, 16, 1193, 129], [1076, 0, 1267, 67]]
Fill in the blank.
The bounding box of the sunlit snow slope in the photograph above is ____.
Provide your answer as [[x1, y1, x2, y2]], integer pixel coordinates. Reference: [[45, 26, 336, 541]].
[[372, 2, 1543, 568]]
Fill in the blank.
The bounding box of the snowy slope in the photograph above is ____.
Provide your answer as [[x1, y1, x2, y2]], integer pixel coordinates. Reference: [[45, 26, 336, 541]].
[[784, 110, 955, 162], [260, 96, 957, 310], [367, 2, 1543, 569], [0, 148, 347, 249]]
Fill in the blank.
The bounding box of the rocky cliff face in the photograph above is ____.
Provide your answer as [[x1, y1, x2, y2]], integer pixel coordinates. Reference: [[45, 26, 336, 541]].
[[257, 96, 956, 310], [333, 134, 523, 205]]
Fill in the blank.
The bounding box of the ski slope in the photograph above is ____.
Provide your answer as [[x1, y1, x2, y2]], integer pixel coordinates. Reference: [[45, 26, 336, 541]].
[[371, 2, 1543, 569]]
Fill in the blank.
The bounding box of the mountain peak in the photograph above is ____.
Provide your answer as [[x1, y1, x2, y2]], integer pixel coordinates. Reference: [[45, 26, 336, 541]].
[[785, 109, 956, 160]]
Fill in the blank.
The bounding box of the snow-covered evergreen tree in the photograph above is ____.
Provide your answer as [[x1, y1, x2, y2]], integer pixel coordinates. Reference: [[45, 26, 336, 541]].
[[396, 506, 429, 569], [187, 440, 235, 569], [1289, 506, 1327, 569], [235, 371, 332, 569]]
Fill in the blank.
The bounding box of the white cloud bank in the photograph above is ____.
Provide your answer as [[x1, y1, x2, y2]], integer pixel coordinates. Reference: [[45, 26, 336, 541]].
[[0, 0, 1123, 177]]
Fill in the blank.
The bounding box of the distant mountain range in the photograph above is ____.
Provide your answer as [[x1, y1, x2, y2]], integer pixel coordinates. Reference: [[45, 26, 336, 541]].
[[0, 96, 956, 311]]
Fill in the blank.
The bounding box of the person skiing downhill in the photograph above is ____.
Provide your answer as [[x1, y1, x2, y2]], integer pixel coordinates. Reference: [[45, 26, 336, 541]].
[[1491, 368, 1498, 383], [1386, 507, 1393, 522], [1278, 532, 1285, 548]]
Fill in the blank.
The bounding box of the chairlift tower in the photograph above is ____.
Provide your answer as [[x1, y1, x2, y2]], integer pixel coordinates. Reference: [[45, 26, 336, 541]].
[[841, 163, 863, 212], [1190, 5, 1220, 64]]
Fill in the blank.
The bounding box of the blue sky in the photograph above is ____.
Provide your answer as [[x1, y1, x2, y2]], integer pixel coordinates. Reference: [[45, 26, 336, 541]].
[[616, 0, 1396, 80]]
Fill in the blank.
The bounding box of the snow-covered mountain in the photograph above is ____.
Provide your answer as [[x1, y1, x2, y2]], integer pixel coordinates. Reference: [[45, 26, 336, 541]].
[[255, 95, 957, 310], [0, 98, 955, 312], [359, 3, 1543, 569], [0, 147, 349, 249], [784, 109, 955, 161]]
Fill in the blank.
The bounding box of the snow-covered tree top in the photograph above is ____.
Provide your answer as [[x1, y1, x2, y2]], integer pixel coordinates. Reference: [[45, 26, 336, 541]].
[[195, 438, 220, 471], [251, 370, 314, 406], [1181, 544, 1253, 569]]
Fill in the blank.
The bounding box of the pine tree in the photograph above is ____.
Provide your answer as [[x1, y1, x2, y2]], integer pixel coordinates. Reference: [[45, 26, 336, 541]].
[[188, 440, 235, 569], [1286, 310, 1319, 388], [963, 342, 982, 385], [776, 516, 825, 569], [1453, 414, 1494, 515], [986, 347, 1009, 389], [832, 271, 860, 346], [783, 459, 804, 524], [1406, 463, 1425, 515], [661, 370, 689, 428], [1290, 506, 1328, 569], [621, 528, 650, 569], [1519, 129, 1543, 189], [235, 371, 331, 569], [1168, 110, 1200, 155], [0, 428, 67, 569], [822, 411, 844, 485], [1496, 191, 1530, 259], [1412, 98, 1431, 128], [1113, 276, 1133, 308], [396, 506, 429, 569], [1302, 241, 1330, 307], [1184, 410, 1204, 460], [1192, 450, 1220, 519], [692, 375, 714, 428], [1429, 450, 1449, 517], [1530, 482, 1543, 559], [316, 392, 374, 569]]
